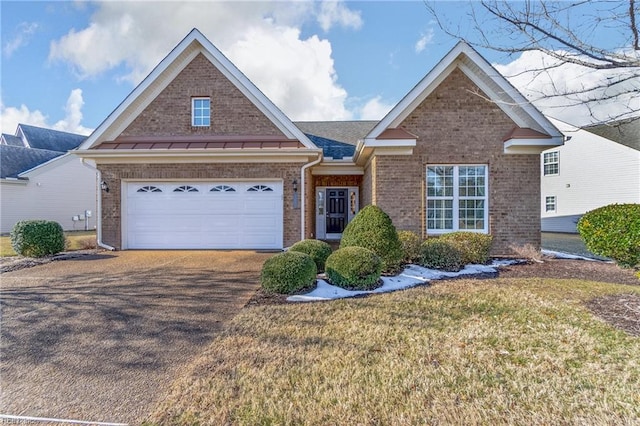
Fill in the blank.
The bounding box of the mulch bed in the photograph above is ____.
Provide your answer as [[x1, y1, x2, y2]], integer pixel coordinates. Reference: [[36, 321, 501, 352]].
[[248, 257, 640, 337]]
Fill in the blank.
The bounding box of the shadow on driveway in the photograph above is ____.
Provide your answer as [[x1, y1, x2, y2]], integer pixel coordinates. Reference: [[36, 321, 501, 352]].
[[0, 250, 273, 423]]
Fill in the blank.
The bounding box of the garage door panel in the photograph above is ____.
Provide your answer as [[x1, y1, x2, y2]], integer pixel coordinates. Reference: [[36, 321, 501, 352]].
[[126, 181, 283, 249]]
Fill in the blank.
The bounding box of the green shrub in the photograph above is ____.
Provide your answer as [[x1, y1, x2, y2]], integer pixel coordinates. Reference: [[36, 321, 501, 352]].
[[261, 251, 317, 294], [577, 204, 640, 268], [325, 246, 383, 290], [398, 230, 422, 264], [340, 205, 403, 273], [10, 220, 65, 258], [289, 239, 332, 272], [419, 239, 465, 272], [439, 232, 493, 264]]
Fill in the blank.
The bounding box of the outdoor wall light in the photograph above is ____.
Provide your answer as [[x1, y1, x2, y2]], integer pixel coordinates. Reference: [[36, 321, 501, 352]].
[[292, 179, 298, 192], [101, 181, 110, 193]]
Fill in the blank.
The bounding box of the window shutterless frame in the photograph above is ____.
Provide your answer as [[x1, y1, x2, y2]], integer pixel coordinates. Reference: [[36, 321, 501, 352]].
[[426, 165, 489, 234], [543, 151, 559, 176], [191, 97, 211, 127]]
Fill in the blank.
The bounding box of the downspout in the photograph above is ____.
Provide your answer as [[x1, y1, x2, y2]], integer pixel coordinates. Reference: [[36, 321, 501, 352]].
[[300, 151, 323, 241], [81, 158, 116, 251]]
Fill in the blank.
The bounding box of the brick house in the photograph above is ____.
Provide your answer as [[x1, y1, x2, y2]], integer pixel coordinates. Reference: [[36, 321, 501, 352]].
[[77, 29, 563, 254]]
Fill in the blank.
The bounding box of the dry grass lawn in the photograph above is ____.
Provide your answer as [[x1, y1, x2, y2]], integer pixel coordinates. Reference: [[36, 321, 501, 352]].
[[0, 231, 96, 256], [147, 277, 640, 425]]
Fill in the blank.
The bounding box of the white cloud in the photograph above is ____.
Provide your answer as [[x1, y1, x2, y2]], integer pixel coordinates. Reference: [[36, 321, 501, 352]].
[[0, 102, 47, 135], [1, 90, 93, 136], [47, 1, 363, 120], [53, 89, 93, 135], [3, 22, 39, 57], [357, 96, 394, 120], [494, 50, 640, 126], [415, 28, 434, 54], [316, 1, 363, 32]]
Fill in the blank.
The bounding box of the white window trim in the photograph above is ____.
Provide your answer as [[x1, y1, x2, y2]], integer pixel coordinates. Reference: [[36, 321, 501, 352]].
[[191, 97, 210, 127], [426, 164, 489, 234], [543, 151, 559, 176], [545, 196, 557, 212]]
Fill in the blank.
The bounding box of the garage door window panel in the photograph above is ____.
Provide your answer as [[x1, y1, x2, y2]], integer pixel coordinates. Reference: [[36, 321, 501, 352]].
[[174, 185, 199, 193], [137, 185, 163, 193]]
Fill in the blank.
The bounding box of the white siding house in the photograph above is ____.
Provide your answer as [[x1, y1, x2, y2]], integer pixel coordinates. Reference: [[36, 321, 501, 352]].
[[0, 153, 98, 233], [1, 124, 97, 234], [541, 118, 640, 233]]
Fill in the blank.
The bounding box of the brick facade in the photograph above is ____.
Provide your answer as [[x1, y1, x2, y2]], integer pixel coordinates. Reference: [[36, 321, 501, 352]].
[[120, 53, 285, 138], [98, 162, 303, 249], [366, 68, 541, 255]]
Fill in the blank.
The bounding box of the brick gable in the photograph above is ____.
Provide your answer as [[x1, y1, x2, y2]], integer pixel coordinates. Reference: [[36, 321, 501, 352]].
[[120, 53, 286, 138], [367, 68, 541, 254]]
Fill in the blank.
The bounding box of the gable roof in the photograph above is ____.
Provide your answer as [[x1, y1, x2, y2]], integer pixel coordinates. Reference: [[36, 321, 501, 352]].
[[585, 118, 640, 151], [1, 133, 25, 147], [365, 41, 562, 144], [0, 145, 64, 178], [79, 28, 316, 151], [18, 124, 86, 152]]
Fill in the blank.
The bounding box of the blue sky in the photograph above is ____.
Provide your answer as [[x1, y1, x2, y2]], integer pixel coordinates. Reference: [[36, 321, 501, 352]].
[[1, 1, 635, 136]]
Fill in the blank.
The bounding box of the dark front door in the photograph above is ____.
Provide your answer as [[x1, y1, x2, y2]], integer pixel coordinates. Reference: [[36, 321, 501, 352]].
[[326, 188, 348, 234]]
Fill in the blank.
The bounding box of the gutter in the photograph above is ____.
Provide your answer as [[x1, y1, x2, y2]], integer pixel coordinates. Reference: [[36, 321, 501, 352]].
[[81, 159, 116, 251], [300, 152, 323, 241]]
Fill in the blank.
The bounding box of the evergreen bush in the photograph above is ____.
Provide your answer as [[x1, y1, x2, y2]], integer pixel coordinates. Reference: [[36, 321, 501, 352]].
[[10, 220, 65, 258], [289, 239, 333, 272], [261, 251, 317, 294], [325, 246, 382, 290], [340, 205, 403, 273], [577, 204, 640, 268]]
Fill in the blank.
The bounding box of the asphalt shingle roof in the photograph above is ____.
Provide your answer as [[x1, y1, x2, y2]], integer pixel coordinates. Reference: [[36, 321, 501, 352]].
[[294, 121, 377, 159], [294, 121, 377, 146], [0, 145, 64, 178], [585, 119, 640, 151], [305, 134, 356, 159], [19, 124, 86, 152], [1, 134, 25, 147]]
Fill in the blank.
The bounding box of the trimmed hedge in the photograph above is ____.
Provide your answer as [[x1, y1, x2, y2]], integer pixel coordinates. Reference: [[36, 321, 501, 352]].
[[420, 239, 465, 272], [340, 205, 403, 273], [398, 230, 422, 264], [325, 246, 382, 290], [439, 232, 493, 265], [577, 203, 640, 268], [261, 251, 317, 294], [289, 239, 333, 272], [10, 220, 65, 258]]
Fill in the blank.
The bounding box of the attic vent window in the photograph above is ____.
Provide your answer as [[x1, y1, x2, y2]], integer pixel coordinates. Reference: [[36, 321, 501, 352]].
[[174, 185, 199, 193], [137, 185, 162, 193], [192, 97, 210, 127], [247, 185, 274, 192], [210, 185, 236, 192]]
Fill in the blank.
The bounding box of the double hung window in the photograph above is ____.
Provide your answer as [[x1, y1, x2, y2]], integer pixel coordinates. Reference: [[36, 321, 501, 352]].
[[426, 165, 488, 233]]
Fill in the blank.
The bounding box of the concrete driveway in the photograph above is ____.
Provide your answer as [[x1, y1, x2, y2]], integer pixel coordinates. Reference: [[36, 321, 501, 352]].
[[0, 250, 273, 424]]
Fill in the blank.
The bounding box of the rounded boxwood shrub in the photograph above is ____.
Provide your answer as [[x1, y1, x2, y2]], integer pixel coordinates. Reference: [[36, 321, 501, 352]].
[[261, 251, 317, 294], [288, 239, 332, 272], [10, 220, 65, 258], [325, 246, 383, 290], [398, 230, 422, 264], [420, 239, 465, 272], [577, 203, 640, 268], [340, 205, 403, 273], [439, 232, 493, 265]]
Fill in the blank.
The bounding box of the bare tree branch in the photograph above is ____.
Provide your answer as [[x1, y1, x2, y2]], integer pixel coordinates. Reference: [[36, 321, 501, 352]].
[[424, 0, 640, 125]]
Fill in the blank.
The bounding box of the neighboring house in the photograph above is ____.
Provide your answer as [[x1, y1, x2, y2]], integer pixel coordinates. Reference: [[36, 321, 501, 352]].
[[0, 124, 97, 233], [77, 29, 562, 254], [541, 118, 640, 233]]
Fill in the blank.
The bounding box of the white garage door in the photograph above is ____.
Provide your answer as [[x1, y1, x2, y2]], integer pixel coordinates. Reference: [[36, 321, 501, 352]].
[[125, 181, 283, 249]]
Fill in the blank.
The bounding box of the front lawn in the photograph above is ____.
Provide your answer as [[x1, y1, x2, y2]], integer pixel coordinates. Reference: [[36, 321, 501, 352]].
[[148, 277, 640, 425], [0, 231, 96, 257]]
